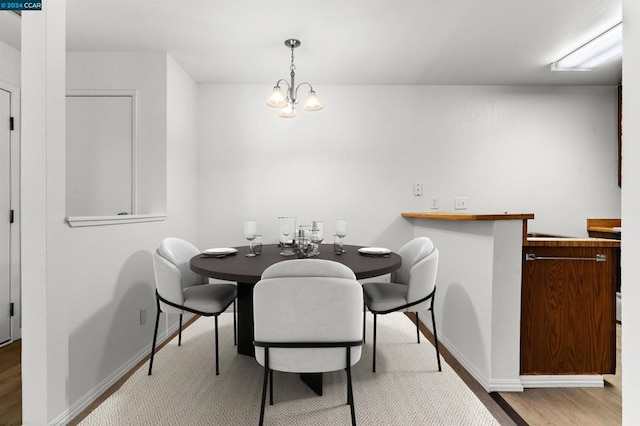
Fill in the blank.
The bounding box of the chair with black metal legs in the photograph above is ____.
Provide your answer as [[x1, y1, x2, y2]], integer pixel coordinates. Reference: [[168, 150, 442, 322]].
[[362, 237, 441, 373], [148, 237, 237, 376], [253, 259, 364, 426]]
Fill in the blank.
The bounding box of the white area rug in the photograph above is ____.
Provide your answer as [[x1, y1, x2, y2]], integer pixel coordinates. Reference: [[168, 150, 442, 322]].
[[80, 312, 499, 425]]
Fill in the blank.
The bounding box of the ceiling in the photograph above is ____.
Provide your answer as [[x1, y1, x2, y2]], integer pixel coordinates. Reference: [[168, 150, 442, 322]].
[[0, 0, 623, 85]]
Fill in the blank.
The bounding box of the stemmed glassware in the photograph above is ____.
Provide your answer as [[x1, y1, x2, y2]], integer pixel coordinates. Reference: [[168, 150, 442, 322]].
[[244, 220, 258, 257], [252, 234, 263, 255], [279, 217, 297, 256], [310, 221, 324, 255], [335, 219, 347, 253]]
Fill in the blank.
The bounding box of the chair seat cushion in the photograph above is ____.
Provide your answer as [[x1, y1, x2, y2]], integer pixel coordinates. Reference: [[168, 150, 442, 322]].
[[363, 282, 408, 313], [183, 283, 237, 314]]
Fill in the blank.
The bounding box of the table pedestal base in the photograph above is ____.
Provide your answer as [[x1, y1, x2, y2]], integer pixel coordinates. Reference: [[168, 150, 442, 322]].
[[236, 281, 256, 357], [300, 373, 323, 396]]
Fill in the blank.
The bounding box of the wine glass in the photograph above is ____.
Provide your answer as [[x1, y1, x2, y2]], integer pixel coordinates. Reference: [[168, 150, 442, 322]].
[[335, 219, 347, 252], [279, 216, 297, 256], [333, 234, 344, 255], [310, 221, 324, 255], [252, 235, 263, 255], [244, 220, 258, 257]]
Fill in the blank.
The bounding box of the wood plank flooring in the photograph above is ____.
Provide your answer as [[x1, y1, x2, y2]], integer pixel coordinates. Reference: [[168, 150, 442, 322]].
[[0, 340, 21, 426], [0, 320, 623, 425]]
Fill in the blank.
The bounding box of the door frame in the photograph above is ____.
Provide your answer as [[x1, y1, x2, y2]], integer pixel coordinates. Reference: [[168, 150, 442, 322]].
[[0, 79, 21, 343]]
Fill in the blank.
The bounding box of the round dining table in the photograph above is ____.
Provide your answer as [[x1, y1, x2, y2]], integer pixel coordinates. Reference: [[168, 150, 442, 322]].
[[190, 243, 402, 357]]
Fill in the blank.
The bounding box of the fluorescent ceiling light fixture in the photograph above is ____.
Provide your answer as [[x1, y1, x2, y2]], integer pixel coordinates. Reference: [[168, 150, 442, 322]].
[[551, 22, 623, 71]]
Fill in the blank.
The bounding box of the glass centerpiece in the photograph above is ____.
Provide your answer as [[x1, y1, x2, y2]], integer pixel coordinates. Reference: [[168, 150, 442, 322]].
[[294, 224, 316, 258]]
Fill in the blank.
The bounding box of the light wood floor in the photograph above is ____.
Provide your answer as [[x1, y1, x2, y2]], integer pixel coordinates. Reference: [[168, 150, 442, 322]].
[[0, 320, 622, 425]]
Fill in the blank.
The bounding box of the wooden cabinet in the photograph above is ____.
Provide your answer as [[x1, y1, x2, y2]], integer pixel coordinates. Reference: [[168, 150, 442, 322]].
[[521, 245, 617, 375]]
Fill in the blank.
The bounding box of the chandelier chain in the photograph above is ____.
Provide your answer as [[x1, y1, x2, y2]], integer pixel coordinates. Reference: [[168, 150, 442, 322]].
[[290, 45, 296, 73]]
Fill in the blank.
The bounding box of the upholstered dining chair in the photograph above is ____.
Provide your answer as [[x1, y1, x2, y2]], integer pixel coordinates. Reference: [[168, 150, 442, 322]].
[[253, 259, 364, 426], [362, 237, 441, 373], [148, 237, 237, 376]]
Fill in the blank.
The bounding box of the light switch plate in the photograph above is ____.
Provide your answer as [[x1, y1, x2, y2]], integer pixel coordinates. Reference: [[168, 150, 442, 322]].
[[430, 196, 439, 209]]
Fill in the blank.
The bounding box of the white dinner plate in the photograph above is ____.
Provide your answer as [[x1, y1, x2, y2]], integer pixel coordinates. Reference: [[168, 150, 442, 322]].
[[358, 247, 391, 255], [202, 247, 238, 256]]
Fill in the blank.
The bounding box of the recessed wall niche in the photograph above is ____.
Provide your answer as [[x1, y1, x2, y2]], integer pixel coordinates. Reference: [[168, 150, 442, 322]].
[[66, 91, 136, 217], [65, 52, 167, 226]]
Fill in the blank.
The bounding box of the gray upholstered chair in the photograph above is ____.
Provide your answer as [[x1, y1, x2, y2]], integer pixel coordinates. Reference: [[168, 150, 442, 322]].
[[148, 237, 237, 376], [253, 259, 363, 426], [362, 237, 441, 373]]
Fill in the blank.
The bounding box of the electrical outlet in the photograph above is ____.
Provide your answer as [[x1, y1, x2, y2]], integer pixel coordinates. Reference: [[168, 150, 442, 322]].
[[454, 197, 468, 210], [413, 183, 423, 196], [140, 308, 147, 325], [429, 196, 439, 209]]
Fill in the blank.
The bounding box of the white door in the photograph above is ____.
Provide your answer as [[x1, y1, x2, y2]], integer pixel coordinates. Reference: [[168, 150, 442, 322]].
[[0, 88, 11, 345]]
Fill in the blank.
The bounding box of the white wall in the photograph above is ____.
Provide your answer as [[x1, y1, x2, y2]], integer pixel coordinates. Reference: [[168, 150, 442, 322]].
[[411, 86, 620, 237], [0, 40, 20, 85], [21, 4, 67, 423], [197, 84, 620, 249], [622, 1, 640, 423], [411, 218, 524, 391], [197, 84, 416, 250], [166, 55, 201, 240]]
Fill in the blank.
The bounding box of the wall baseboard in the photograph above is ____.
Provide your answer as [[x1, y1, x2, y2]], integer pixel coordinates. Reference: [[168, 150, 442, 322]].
[[51, 314, 193, 426], [520, 375, 604, 388], [417, 312, 523, 392], [488, 378, 525, 392]]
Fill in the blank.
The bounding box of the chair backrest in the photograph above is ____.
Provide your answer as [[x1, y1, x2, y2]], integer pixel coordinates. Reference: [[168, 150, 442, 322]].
[[153, 238, 206, 313], [253, 259, 363, 373], [158, 237, 206, 289], [392, 237, 439, 310]]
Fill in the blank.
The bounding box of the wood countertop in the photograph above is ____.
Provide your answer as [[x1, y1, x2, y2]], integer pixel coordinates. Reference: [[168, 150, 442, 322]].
[[587, 218, 621, 239], [402, 212, 620, 248], [402, 212, 535, 221]]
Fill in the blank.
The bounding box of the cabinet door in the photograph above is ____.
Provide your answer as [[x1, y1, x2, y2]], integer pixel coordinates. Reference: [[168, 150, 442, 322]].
[[521, 247, 616, 375]]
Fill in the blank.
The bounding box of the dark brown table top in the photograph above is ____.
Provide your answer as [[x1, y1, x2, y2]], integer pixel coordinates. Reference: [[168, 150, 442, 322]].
[[190, 244, 402, 283]]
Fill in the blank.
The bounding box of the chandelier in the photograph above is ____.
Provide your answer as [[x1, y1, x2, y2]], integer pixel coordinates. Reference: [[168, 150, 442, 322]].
[[266, 39, 323, 118]]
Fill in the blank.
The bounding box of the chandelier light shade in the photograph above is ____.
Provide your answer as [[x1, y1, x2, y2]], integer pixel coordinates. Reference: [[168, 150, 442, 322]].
[[267, 39, 323, 118], [551, 22, 623, 71], [266, 87, 288, 108], [278, 103, 298, 119], [302, 90, 323, 111]]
